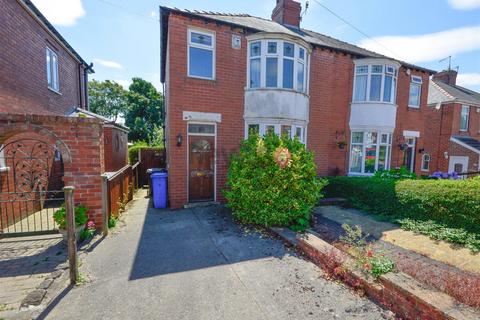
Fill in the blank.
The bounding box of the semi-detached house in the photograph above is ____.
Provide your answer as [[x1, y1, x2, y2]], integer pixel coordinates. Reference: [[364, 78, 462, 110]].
[[160, 0, 438, 209]]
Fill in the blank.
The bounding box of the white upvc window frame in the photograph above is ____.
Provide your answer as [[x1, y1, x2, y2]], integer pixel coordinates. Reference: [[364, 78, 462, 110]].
[[460, 105, 470, 132], [187, 28, 216, 80], [348, 131, 392, 175], [421, 153, 431, 172], [247, 39, 309, 94], [0, 146, 8, 172], [46, 47, 59, 92], [352, 64, 398, 104], [408, 75, 423, 108], [244, 122, 306, 144]]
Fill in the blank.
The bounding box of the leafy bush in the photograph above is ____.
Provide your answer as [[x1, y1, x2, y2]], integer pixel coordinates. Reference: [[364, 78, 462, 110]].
[[53, 204, 88, 229], [325, 176, 480, 252], [224, 133, 326, 231], [374, 167, 416, 179], [128, 141, 148, 164]]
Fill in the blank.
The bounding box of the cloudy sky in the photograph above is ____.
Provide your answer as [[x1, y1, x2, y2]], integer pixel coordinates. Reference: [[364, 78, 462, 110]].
[[31, 0, 480, 92]]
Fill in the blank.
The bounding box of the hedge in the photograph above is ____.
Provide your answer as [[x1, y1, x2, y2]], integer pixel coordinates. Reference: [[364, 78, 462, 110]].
[[325, 176, 480, 233]]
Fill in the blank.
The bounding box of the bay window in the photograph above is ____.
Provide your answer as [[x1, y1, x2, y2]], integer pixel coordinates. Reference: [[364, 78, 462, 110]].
[[188, 29, 215, 79], [353, 64, 398, 104], [408, 76, 422, 108], [247, 39, 309, 93], [349, 131, 392, 174], [245, 122, 306, 143]]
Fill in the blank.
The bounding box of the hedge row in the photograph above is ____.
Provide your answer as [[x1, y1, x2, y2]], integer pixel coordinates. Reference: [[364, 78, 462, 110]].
[[324, 176, 480, 233]]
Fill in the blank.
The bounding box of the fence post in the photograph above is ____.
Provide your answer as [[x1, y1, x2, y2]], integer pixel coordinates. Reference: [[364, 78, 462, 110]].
[[64, 186, 77, 285], [101, 174, 109, 236]]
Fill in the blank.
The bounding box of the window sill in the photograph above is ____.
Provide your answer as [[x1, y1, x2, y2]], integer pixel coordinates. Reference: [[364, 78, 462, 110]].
[[245, 87, 309, 98], [347, 172, 374, 177], [351, 101, 397, 107], [187, 75, 215, 81], [0, 167, 10, 172], [48, 87, 62, 95], [408, 105, 420, 109]]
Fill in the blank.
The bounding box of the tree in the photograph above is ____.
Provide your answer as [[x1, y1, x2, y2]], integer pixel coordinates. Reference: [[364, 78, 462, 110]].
[[88, 80, 128, 122], [124, 78, 164, 144]]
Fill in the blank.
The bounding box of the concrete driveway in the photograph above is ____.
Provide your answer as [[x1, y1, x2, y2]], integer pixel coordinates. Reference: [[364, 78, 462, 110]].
[[41, 191, 392, 320]]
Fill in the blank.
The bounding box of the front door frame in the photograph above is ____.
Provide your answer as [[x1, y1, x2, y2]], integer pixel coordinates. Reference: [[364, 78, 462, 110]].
[[187, 122, 217, 203]]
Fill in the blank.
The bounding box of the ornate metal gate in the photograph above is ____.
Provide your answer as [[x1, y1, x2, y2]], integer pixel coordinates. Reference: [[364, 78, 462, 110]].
[[0, 139, 64, 237]]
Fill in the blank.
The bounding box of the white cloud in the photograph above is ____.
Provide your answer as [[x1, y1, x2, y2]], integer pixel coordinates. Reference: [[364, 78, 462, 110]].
[[31, 0, 85, 26], [358, 25, 480, 63], [113, 80, 132, 90], [93, 58, 123, 70], [150, 11, 157, 18], [447, 0, 480, 10], [457, 73, 480, 87]]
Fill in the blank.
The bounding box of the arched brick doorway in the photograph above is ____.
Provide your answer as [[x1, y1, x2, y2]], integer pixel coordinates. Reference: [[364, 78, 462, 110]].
[[0, 132, 67, 236]]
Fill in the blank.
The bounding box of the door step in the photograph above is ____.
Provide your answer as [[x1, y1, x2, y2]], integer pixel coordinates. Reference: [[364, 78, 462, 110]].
[[184, 201, 220, 209]]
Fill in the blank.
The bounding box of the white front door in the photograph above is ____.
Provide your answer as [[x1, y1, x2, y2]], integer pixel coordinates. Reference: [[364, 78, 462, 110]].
[[449, 156, 469, 175]]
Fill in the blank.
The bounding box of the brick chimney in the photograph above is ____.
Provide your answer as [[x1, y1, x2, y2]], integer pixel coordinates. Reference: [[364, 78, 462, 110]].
[[432, 69, 458, 86], [272, 0, 302, 27]]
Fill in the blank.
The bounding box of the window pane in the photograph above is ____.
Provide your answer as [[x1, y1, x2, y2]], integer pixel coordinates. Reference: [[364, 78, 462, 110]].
[[422, 154, 430, 171], [354, 75, 367, 101], [283, 59, 294, 89], [46, 50, 52, 87], [297, 62, 304, 92], [250, 58, 261, 88], [295, 127, 302, 140], [364, 143, 376, 173], [299, 48, 305, 60], [267, 42, 277, 54], [370, 74, 382, 101], [191, 32, 212, 46], [351, 132, 363, 144], [383, 75, 392, 102], [266, 58, 278, 88], [371, 65, 383, 73], [350, 145, 363, 173], [284, 42, 294, 57], [356, 65, 368, 74], [248, 124, 259, 136], [381, 133, 389, 144], [281, 125, 291, 137], [365, 132, 377, 144], [265, 125, 275, 135], [409, 83, 420, 106], [378, 146, 387, 171], [250, 41, 261, 57], [189, 47, 213, 78], [460, 106, 469, 130], [392, 78, 397, 104], [52, 53, 58, 90], [188, 124, 215, 134]]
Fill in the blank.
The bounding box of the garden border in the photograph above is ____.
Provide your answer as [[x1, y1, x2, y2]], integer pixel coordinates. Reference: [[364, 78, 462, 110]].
[[269, 227, 480, 320]]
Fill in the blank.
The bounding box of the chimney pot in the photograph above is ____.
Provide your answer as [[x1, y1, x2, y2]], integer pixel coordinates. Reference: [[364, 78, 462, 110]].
[[272, 0, 302, 27]]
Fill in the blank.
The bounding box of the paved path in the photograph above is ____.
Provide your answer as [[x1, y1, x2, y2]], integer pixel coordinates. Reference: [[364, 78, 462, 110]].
[[42, 192, 391, 320]]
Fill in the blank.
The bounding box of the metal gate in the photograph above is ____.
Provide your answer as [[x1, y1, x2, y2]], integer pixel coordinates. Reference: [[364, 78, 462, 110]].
[[0, 139, 64, 237]]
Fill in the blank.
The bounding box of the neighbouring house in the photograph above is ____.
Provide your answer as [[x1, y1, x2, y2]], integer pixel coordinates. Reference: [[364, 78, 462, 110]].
[[428, 69, 480, 175], [160, 0, 441, 208], [0, 0, 127, 233]]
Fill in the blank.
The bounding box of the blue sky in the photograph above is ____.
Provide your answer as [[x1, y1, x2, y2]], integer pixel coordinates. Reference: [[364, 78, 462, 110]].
[[32, 0, 480, 92]]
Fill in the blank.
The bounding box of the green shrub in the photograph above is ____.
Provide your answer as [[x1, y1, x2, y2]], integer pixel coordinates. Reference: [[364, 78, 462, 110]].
[[373, 167, 416, 179], [224, 133, 327, 231], [128, 141, 148, 164], [53, 204, 88, 229]]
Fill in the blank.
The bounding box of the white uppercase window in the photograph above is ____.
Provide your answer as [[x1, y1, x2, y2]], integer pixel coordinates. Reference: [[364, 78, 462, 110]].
[[188, 29, 215, 79], [408, 75, 422, 108], [460, 105, 470, 131], [46, 47, 59, 91], [353, 64, 397, 104]]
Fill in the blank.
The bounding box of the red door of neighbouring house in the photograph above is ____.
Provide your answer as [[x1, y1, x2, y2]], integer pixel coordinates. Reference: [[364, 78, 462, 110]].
[[188, 136, 214, 202]]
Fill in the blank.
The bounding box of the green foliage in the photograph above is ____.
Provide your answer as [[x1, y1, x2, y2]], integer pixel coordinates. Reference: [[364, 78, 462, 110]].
[[325, 176, 480, 252], [340, 223, 368, 248], [108, 216, 118, 229], [88, 80, 128, 122], [224, 133, 326, 231], [128, 141, 148, 164], [124, 78, 163, 144], [53, 205, 88, 229], [80, 227, 96, 242], [366, 255, 395, 278], [374, 166, 416, 179]]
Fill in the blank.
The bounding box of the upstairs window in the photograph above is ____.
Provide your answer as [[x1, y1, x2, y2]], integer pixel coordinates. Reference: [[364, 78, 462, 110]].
[[188, 29, 215, 80], [46, 47, 59, 91], [460, 105, 470, 131], [248, 39, 308, 93], [408, 75, 422, 108], [353, 64, 398, 104]]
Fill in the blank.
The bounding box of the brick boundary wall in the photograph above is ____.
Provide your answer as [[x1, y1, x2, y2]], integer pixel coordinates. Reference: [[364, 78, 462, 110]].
[[0, 114, 105, 228]]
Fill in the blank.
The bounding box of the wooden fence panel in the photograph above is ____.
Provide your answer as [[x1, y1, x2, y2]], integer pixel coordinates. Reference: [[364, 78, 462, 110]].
[[139, 148, 166, 187]]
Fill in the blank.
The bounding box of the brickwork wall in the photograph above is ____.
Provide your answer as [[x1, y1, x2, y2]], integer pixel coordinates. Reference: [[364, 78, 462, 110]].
[[0, 114, 105, 228], [0, 0, 86, 116]]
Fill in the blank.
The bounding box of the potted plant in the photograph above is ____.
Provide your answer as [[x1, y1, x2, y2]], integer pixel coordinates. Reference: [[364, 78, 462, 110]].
[[336, 140, 347, 149], [54, 204, 88, 241]]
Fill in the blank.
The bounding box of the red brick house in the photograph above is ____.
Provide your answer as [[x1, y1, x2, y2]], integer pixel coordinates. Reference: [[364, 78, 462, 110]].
[[160, 0, 439, 209], [428, 70, 480, 175], [0, 0, 127, 233]]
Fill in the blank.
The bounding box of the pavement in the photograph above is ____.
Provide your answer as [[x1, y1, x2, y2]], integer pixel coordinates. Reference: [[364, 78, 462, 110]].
[[39, 190, 392, 320]]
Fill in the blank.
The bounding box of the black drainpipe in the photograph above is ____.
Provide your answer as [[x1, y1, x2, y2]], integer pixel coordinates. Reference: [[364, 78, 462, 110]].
[[78, 63, 83, 110]]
